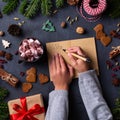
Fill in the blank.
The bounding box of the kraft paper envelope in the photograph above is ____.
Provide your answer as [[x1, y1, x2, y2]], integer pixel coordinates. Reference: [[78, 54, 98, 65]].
[[46, 37, 99, 78]]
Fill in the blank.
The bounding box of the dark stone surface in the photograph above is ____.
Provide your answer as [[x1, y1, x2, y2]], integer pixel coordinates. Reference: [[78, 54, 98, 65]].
[[0, 2, 120, 120]]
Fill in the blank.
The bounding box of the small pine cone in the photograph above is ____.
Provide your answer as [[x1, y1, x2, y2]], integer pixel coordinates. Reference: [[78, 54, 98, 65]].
[[8, 24, 22, 36]]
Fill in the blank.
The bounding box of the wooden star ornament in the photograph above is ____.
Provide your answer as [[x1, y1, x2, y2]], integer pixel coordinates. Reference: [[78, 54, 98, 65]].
[[2, 39, 11, 49]]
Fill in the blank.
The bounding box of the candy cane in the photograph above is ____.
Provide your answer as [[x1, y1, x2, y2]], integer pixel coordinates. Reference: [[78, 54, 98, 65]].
[[77, 0, 107, 22]]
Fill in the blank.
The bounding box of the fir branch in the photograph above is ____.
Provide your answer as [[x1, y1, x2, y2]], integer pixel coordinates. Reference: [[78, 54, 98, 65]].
[[2, 0, 19, 14], [0, 102, 9, 120], [2, 0, 10, 2], [56, 0, 64, 8], [107, 0, 120, 18], [109, 7, 120, 18], [41, 0, 52, 16], [0, 87, 9, 101], [19, 0, 29, 14], [112, 98, 120, 120], [24, 0, 41, 18]]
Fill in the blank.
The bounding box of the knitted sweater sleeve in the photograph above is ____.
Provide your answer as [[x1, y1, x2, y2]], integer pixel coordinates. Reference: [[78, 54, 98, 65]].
[[78, 70, 113, 120], [45, 90, 68, 120]]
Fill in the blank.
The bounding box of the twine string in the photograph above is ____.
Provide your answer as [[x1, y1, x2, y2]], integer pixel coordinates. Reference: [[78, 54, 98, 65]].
[[77, 0, 107, 22]]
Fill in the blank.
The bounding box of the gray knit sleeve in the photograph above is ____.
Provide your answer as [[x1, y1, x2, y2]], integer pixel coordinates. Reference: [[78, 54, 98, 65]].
[[78, 70, 113, 120], [45, 90, 69, 120]]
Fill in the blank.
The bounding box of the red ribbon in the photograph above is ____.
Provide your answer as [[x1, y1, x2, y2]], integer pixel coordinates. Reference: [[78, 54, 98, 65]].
[[10, 97, 45, 120]]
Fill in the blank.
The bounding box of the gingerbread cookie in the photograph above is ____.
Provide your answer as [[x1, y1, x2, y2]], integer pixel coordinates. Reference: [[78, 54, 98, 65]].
[[96, 30, 106, 40], [94, 24, 112, 46], [26, 67, 37, 83], [26, 73, 36, 83], [93, 24, 103, 32], [22, 82, 32, 93], [26, 67, 36, 74], [38, 73, 49, 84], [100, 36, 112, 47]]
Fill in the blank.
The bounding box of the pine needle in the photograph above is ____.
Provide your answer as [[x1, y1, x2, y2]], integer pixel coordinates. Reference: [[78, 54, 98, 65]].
[[0, 87, 9, 101], [24, 0, 41, 18], [107, 0, 120, 18], [0, 87, 9, 120], [2, 0, 19, 14], [41, 0, 52, 16], [2, 0, 10, 2], [0, 102, 9, 120], [56, 0, 64, 8], [19, 0, 29, 14], [112, 98, 120, 119]]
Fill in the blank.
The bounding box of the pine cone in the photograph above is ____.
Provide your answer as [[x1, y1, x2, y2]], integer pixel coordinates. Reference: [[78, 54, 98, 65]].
[[8, 24, 22, 36], [67, 0, 79, 5]]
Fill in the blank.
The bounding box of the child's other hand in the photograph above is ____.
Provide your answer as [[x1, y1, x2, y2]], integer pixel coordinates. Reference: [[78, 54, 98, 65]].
[[49, 54, 74, 90]]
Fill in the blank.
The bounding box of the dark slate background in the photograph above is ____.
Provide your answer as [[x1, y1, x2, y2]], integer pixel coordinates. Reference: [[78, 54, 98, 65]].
[[0, 1, 120, 120]]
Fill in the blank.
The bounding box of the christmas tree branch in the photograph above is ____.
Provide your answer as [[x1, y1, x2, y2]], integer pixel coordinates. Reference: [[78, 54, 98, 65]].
[[2, 0, 65, 18], [0, 87, 9, 120], [2, 0, 19, 14], [41, 0, 52, 15], [2, 0, 10, 2], [56, 0, 64, 8], [24, 0, 41, 18], [112, 98, 120, 119], [107, 0, 120, 18], [19, 0, 29, 14], [0, 87, 9, 101], [0, 102, 9, 120]]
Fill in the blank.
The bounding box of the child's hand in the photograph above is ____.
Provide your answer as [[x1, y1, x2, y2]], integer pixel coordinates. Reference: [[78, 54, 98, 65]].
[[67, 47, 90, 73], [49, 54, 74, 90]]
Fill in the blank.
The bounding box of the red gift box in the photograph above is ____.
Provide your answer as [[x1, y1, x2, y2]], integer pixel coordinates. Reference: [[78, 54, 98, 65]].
[[8, 94, 45, 120]]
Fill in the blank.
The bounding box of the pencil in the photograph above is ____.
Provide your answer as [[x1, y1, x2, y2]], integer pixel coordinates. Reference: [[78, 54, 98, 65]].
[[63, 49, 91, 63]]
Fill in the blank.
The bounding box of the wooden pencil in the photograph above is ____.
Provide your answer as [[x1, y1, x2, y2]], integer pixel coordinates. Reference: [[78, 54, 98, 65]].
[[63, 49, 91, 63]]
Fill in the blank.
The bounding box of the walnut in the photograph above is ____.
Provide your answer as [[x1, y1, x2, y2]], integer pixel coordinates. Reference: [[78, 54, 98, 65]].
[[76, 27, 85, 34], [67, 0, 79, 5]]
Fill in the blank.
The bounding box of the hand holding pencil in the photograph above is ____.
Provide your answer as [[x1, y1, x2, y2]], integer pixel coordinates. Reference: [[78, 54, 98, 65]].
[[64, 47, 90, 73], [63, 49, 91, 63]]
